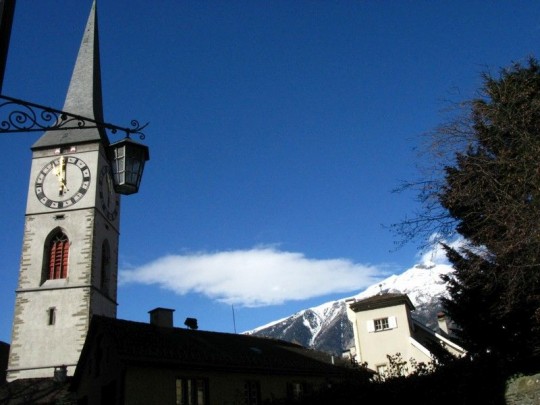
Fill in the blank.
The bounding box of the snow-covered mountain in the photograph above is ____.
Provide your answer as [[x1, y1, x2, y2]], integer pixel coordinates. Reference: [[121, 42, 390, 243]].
[[244, 261, 454, 356]]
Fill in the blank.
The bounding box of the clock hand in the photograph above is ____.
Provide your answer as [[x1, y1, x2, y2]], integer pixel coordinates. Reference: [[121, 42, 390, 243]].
[[106, 170, 113, 206], [56, 156, 68, 196], [53, 159, 62, 194]]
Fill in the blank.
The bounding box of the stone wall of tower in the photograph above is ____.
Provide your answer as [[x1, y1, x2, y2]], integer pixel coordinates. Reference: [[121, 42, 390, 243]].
[[8, 286, 93, 379], [7, 143, 120, 381]]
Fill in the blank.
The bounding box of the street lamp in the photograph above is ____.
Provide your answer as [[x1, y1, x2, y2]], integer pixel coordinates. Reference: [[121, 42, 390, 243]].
[[109, 136, 150, 195], [0, 94, 150, 195]]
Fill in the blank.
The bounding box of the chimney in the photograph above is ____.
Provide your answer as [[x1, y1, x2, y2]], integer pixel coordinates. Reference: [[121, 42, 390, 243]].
[[53, 365, 67, 382], [437, 311, 448, 334], [149, 308, 175, 328]]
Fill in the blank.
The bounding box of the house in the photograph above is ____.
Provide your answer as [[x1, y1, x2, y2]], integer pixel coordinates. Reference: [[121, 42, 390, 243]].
[[346, 293, 466, 378], [71, 308, 371, 404]]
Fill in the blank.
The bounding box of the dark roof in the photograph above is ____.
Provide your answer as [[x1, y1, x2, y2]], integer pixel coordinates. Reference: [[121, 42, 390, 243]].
[[76, 316, 364, 379], [0, 341, 9, 384], [0, 377, 74, 404], [348, 293, 415, 312], [411, 319, 465, 361]]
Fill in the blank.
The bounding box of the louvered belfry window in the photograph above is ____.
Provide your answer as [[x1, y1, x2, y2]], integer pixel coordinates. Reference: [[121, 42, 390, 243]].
[[48, 232, 69, 279]]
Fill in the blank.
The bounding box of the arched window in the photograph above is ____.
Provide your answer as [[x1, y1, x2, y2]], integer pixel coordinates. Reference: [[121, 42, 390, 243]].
[[47, 231, 69, 280], [100, 240, 110, 293]]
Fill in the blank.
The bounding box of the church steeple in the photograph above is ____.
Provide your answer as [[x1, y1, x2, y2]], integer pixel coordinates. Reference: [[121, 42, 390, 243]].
[[32, 0, 108, 150], [7, 0, 121, 381], [63, 0, 104, 123]]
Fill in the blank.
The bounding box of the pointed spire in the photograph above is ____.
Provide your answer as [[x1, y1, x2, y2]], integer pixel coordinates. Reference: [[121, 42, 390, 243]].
[[63, 0, 104, 123], [33, 0, 108, 149]]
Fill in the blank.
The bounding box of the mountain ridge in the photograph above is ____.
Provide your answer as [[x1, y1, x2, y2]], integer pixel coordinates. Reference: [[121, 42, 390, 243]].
[[244, 260, 454, 356]]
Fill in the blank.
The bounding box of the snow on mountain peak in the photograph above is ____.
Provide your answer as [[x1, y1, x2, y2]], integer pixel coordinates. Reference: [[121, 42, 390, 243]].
[[346, 262, 452, 306], [245, 259, 455, 355], [246, 261, 453, 335]]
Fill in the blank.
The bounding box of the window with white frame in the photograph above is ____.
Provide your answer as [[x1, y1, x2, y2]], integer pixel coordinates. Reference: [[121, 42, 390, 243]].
[[374, 317, 389, 331], [367, 316, 397, 332]]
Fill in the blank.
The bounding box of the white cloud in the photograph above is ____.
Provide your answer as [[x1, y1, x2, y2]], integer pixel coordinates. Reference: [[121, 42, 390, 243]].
[[417, 235, 464, 266], [120, 247, 389, 307]]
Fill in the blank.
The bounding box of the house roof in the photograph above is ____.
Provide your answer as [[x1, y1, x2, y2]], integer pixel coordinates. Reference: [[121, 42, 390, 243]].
[[348, 292, 415, 312], [0, 377, 74, 404], [73, 315, 369, 384], [411, 319, 466, 360]]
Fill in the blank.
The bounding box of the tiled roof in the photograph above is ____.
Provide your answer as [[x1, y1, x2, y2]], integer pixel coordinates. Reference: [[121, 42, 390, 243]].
[[348, 293, 415, 312], [0, 377, 74, 404], [87, 316, 363, 377]]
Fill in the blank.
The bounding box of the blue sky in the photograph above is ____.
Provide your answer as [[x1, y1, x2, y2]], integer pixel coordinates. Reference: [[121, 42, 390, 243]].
[[1, 1, 540, 342]]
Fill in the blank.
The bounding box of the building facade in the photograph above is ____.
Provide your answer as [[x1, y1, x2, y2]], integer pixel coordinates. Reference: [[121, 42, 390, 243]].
[[72, 309, 369, 405], [346, 293, 466, 378]]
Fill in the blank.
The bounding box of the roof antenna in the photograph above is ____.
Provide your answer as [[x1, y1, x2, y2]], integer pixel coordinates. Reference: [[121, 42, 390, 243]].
[[232, 304, 237, 334], [184, 317, 198, 330]]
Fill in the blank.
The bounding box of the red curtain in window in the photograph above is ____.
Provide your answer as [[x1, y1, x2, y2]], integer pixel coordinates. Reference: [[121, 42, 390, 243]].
[[48, 234, 69, 279]]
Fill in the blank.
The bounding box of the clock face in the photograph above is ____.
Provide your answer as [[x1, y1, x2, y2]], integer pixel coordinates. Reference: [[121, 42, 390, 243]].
[[35, 156, 91, 209], [98, 165, 119, 221]]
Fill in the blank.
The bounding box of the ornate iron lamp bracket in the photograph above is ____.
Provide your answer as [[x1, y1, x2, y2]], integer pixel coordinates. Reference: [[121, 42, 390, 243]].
[[0, 94, 147, 139]]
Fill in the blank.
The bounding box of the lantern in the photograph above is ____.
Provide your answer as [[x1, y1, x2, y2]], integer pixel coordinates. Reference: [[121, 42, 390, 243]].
[[108, 137, 149, 195]]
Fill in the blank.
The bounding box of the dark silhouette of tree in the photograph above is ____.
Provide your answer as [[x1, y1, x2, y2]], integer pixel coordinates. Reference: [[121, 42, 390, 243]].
[[439, 59, 540, 369], [396, 58, 540, 370]]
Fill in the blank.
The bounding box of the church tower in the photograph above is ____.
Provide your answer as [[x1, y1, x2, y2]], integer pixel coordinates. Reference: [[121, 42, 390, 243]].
[[7, 1, 121, 381]]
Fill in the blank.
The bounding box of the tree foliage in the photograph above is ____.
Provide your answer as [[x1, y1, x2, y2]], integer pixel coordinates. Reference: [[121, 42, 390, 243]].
[[397, 58, 540, 370], [298, 356, 508, 405]]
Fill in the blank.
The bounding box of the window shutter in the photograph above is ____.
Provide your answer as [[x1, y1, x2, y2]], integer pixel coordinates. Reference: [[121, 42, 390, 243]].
[[61, 240, 69, 278], [48, 232, 69, 280], [49, 243, 57, 279], [367, 320, 375, 333], [388, 316, 397, 329]]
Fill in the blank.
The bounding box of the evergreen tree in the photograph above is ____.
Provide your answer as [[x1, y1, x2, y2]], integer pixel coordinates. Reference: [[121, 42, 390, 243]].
[[438, 59, 540, 369]]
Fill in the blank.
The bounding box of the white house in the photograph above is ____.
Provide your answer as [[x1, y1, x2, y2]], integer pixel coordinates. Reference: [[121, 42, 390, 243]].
[[346, 292, 466, 378]]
